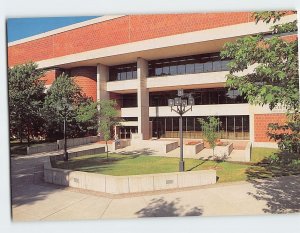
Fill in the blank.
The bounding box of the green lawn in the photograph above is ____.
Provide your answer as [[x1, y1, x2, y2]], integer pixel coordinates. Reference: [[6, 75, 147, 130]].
[[53, 153, 252, 183], [250, 147, 278, 163], [52, 147, 300, 183]]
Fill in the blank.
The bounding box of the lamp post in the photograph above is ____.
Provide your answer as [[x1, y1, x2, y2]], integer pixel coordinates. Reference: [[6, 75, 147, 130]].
[[168, 89, 194, 172], [57, 98, 73, 161]]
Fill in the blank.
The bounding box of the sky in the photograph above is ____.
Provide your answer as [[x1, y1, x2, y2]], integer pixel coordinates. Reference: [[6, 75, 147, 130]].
[[7, 16, 99, 42]]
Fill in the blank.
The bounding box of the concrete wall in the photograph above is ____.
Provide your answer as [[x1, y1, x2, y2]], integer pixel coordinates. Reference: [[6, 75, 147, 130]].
[[184, 142, 204, 156], [111, 139, 131, 151], [44, 158, 216, 194], [27, 143, 58, 155], [214, 142, 233, 158], [57, 136, 99, 149], [51, 146, 105, 161]]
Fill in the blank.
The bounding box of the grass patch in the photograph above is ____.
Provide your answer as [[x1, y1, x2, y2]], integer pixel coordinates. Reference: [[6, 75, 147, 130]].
[[53, 153, 252, 183], [251, 147, 278, 163]]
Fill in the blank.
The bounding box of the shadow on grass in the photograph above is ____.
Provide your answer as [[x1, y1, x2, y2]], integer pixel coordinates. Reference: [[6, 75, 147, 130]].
[[52, 154, 142, 173], [116, 148, 157, 156], [246, 151, 300, 214], [135, 197, 203, 217]]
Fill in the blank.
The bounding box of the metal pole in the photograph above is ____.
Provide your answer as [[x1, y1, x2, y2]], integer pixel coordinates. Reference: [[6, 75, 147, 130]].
[[179, 112, 184, 172], [63, 109, 68, 161]]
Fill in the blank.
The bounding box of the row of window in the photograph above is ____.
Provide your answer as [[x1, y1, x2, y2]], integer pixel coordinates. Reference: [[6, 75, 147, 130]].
[[148, 53, 230, 77], [149, 88, 247, 106], [150, 115, 250, 140], [108, 52, 230, 81], [119, 88, 247, 108], [109, 63, 137, 81]]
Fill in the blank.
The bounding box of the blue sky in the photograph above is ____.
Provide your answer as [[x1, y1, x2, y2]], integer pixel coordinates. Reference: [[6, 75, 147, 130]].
[[7, 16, 99, 42]]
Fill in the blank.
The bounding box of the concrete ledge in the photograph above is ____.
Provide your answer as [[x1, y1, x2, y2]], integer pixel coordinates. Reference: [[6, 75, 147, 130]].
[[252, 142, 278, 149], [52, 146, 105, 161], [27, 143, 58, 155], [184, 142, 204, 156], [44, 157, 216, 194], [57, 136, 99, 149], [111, 139, 131, 151], [214, 142, 233, 158]]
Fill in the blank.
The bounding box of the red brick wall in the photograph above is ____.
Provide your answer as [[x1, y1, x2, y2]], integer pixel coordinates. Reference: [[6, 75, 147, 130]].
[[40, 69, 56, 85], [8, 12, 254, 66], [69, 67, 97, 101], [254, 113, 287, 142]]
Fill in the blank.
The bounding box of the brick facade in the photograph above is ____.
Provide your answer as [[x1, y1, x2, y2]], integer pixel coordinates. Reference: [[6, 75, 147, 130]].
[[254, 113, 287, 142], [69, 67, 97, 101], [8, 12, 253, 66]]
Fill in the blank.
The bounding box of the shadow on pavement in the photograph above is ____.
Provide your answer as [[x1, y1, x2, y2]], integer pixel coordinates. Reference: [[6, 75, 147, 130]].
[[246, 151, 300, 214], [135, 197, 203, 217]]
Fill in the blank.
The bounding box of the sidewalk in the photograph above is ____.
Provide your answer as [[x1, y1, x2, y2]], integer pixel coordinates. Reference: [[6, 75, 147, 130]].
[[10, 143, 300, 221]]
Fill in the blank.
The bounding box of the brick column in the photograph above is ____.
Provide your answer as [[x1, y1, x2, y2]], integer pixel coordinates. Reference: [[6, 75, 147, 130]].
[[97, 63, 109, 101], [137, 57, 150, 140]]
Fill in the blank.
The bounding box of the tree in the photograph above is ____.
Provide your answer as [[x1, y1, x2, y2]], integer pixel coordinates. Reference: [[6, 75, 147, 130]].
[[198, 116, 220, 157], [221, 11, 299, 153], [43, 73, 97, 140], [8, 62, 45, 145], [98, 99, 120, 159]]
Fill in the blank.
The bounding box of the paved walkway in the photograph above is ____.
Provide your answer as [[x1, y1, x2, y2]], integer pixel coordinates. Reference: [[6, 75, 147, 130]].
[[11, 144, 300, 221]]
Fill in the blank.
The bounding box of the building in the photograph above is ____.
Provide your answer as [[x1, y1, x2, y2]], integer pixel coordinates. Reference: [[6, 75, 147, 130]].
[[8, 12, 297, 147]]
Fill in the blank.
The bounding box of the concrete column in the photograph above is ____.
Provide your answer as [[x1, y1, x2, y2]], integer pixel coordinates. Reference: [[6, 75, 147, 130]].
[[249, 105, 255, 143], [97, 64, 109, 101], [137, 57, 150, 140]]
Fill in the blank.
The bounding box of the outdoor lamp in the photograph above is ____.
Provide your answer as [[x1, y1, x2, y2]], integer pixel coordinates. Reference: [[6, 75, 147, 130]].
[[174, 97, 181, 106], [168, 89, 194, 172], [168, 99, 174, 107], [178, 89, 184, 96]]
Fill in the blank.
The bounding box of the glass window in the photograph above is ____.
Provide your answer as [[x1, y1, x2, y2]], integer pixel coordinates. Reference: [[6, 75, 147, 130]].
[[109, 63, 137, 81], [170, 64, 177, 75], [195, 63, 204, 73], [166, 117, 172, 131], [177, 64, 186, 75], [155, 66, 163, 76], [173, 117, 179, 131], [202, 91, 209, 105], [213, 61, 222, 71], [186, 63, 195, 74], [221, 60, 230, 71], [203, 62, 213, 72], [210, 91, 218, 104], [162, 63, 170, 76], [187, 117, 194, 131]]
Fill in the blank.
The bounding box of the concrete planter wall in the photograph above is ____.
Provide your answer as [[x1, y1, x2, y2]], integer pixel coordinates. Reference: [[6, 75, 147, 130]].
[[130, 139, 178, 154], [26, 136, 99, 155], [27, 143, 58, 155], [214, 143, 234, 159], [57, 136, 99, 149], [51, 146, 105, 162], [44, 158, 216, 194], [111, 139, 131, 151], [184, 142, 204, 156]]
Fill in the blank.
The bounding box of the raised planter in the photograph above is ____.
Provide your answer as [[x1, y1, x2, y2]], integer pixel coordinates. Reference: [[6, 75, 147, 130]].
[[214, 142, 234, 159], [111, 139, 131, 151], [184, 141, 204, 156], [27, 142, 58, 155], [57, 136, 99, 149], [44, 157, 216, 194]]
